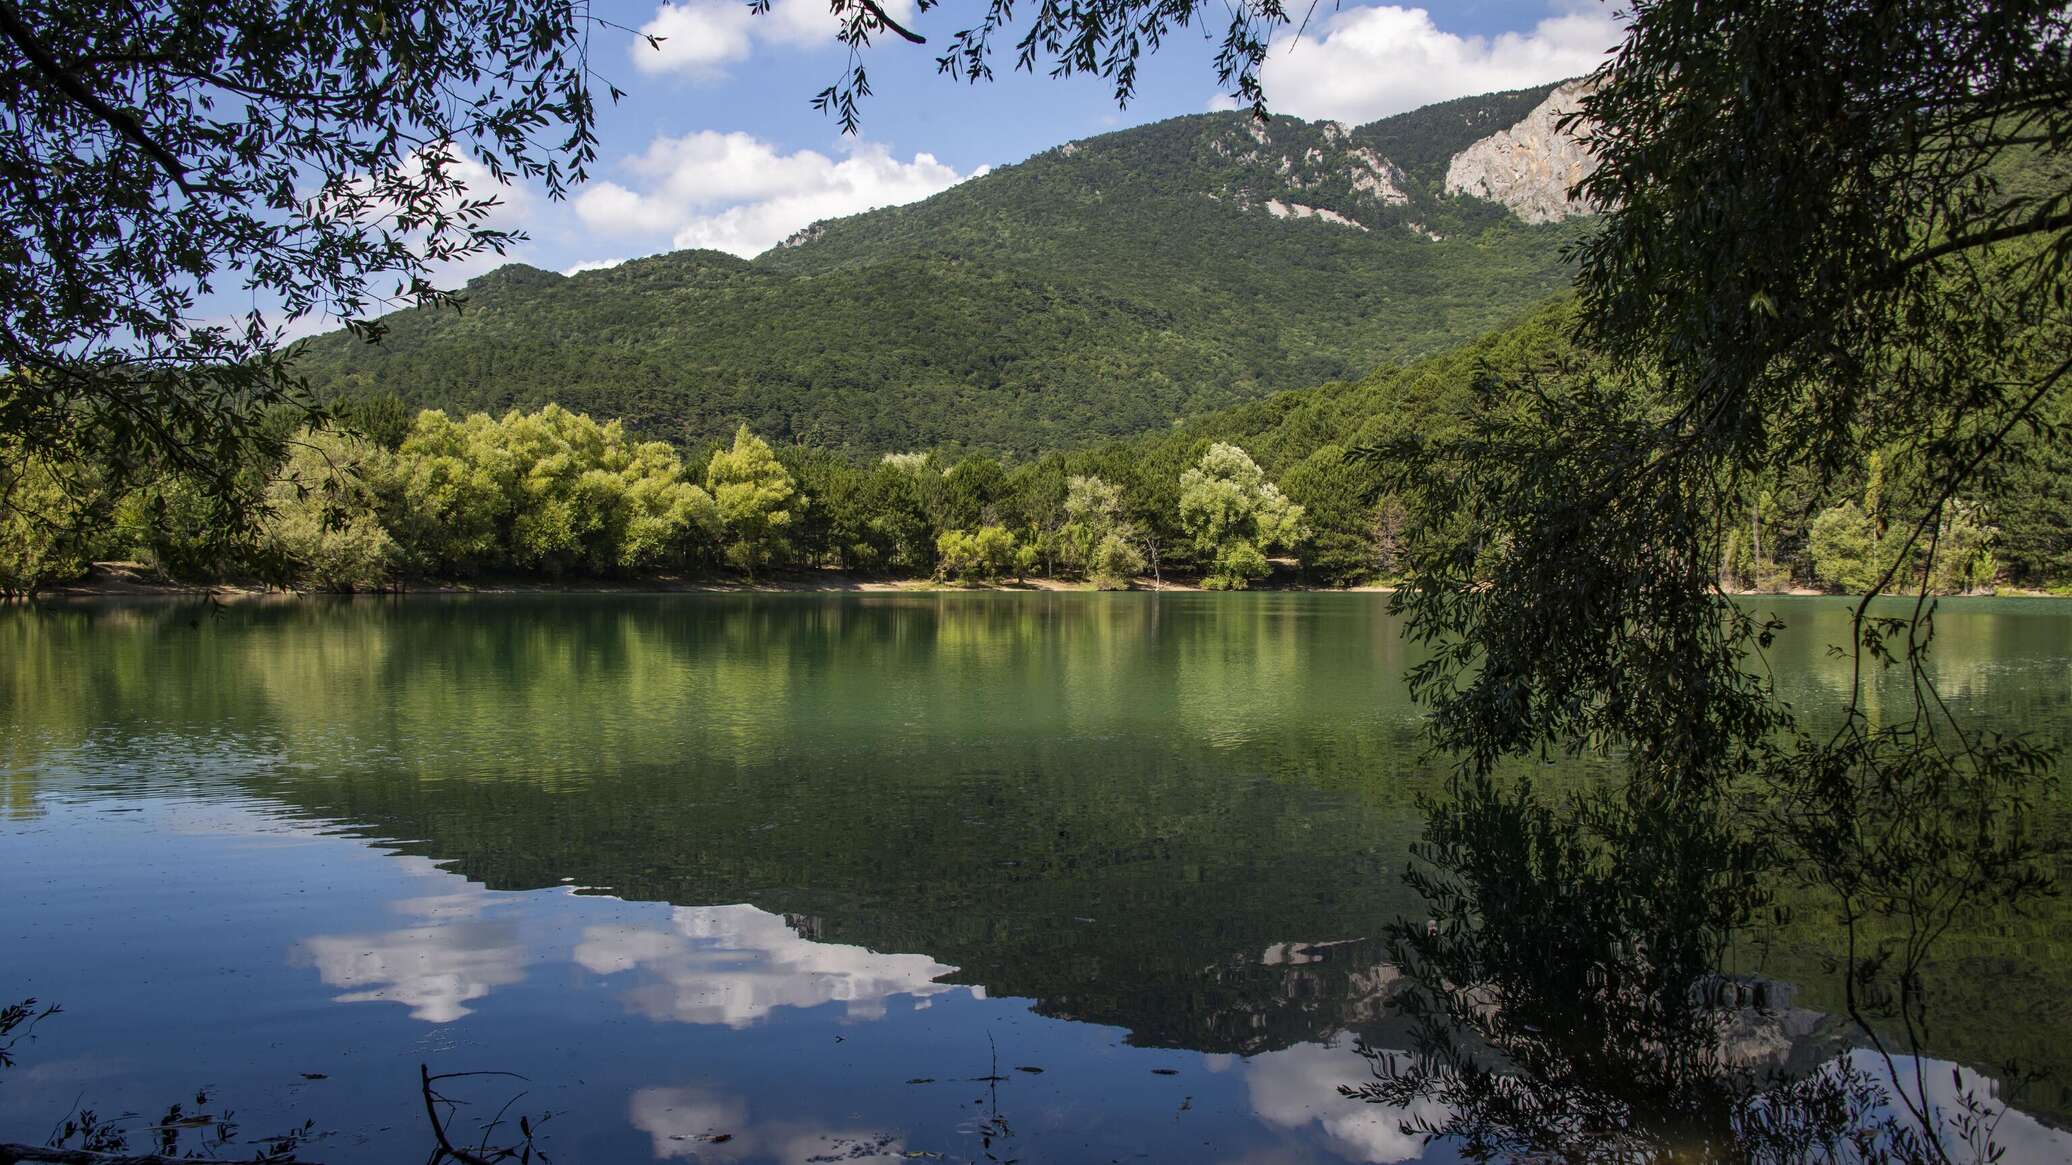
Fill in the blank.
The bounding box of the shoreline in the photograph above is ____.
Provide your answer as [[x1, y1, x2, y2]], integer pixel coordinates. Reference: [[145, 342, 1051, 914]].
[[21, 563, 2064, 602], [30, 561, 1399, 600]]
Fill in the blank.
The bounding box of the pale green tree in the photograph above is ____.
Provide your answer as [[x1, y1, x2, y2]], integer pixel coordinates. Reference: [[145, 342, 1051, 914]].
[[615, 440, 720, 573], [1060, 474, 1143, 588], [935, 529, 979, 582], [385, 409, 509, 574], [263, 428, 398, 591], [495, 404, 625, 573], [1088, 531, 1147, 591], [384, 405, 716, 577], [972, 526, 1019, 581], [706, 425, 801, 576], [0, 447, 99, 596], [879, 452, 933, 475], [1807, 502, 1881, 593], [936, 526, 1021, 584], [1177, 443, 1306, 590]]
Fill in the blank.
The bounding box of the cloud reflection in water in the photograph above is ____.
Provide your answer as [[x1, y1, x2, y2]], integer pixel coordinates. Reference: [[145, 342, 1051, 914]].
[[1243, 1040, 1450, 1164], [575, 903, 971, 1027], [299, 858, 528, 1023], [630, 1083, 907, 1162]]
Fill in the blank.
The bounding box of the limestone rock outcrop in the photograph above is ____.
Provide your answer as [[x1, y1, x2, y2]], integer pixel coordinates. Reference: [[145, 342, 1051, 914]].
[[1443, 79, 1600, 223]]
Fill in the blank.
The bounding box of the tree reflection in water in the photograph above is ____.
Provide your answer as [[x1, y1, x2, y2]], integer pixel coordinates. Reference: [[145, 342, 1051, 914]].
[[1342, 764, 2058, 1164]]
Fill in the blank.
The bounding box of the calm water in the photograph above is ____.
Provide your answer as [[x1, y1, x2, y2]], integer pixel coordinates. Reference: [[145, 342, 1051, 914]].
[[1, 593, 2067, 1162]]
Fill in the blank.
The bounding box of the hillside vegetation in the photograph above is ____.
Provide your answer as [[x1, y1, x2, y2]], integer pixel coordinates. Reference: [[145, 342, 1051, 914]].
[[18, 295, 2065, 599], [288, 86, 1586, 456]]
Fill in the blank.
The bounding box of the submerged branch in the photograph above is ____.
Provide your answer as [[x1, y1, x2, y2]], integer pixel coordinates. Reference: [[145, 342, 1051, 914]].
[[0, 1144, 322, 1165]]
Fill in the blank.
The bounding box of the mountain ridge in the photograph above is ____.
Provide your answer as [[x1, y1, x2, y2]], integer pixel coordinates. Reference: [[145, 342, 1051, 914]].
[[292, 83, 1597, 456]]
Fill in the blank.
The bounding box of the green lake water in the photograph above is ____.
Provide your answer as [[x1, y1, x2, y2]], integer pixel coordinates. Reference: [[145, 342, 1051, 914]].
[[1, 593, 2067, 1162]]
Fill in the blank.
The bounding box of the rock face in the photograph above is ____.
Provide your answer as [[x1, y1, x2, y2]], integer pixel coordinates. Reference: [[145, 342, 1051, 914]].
[[1443, 79, 1599, 223], [1197, 115, 1420, 233], [1263, 199, 1368, 230]]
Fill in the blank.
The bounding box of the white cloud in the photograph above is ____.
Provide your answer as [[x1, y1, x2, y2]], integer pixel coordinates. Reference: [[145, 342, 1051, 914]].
[[297, 863, 528, 1023], [302, 919, 526, 1023], [630, 1085, 751, 1161], [561, 257, 627, 276], [630, 1084, 906, 1163], [573, 131, 982, 258], [1841, 1051, 2072, 1163], [1257, 2, 1620, 124], [574, 903, 969, 1028], [632, 2, 755, 77], [573, 181, 685, 236], [632, 0, 920, 78], [1245, 1042, 1450, 1164]]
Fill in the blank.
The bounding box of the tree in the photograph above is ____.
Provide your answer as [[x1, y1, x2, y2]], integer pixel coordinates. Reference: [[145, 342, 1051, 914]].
[[384, 410, 510, 576], [1056, 474, 1146, 589], [1361, 2, 2069, 1156], [935, 525, 1020, 583], [611, 439, 720, 574], [375, 404, 716, 578], [1278, 444, 1385, 586], [334, 390, 414, 452], [972, 525, 1018, 581], [1176, 443, 1304, 589], [934, 456, 1007, 533], [0, 447, 101, 596], [262, 429, 397, 591], [705, 425, 800, 576], [492, 406, 613, 573], [1806, 502, 1882, 593], [862, 459, 937, 575], [1087, 530, 1146, 590], [935, 528, 979, 581], [0, 0, 620, 530]]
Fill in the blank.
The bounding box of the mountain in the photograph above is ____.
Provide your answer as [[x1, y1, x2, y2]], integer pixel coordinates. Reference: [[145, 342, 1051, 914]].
[[291, 83, 1599, 456]]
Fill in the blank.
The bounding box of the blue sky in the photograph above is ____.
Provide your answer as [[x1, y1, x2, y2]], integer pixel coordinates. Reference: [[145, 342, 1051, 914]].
[[352, 2, 1622, 307]]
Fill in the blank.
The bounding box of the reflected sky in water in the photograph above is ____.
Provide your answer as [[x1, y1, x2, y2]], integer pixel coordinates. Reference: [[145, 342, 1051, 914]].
[[2, 594, 2067, 1162], [0, 793, 1427, 1163]]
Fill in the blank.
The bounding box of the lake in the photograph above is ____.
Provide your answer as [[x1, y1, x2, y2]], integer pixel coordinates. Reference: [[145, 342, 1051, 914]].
[[2, 593, 2068, 1163]]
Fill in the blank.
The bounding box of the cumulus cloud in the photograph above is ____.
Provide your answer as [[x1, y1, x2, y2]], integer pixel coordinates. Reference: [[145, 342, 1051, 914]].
[[1245, 1042, 1450, 1164], [632, 0, 919, 78], [297, 862, 527, 1023], [561, 257, 627, 276], [302, 919, 526, 1023], [630, 1084, 905, 1163], [573, 131, 983, 258], [574, 903, 969, 1028], [1257, 2, 1620, 124]]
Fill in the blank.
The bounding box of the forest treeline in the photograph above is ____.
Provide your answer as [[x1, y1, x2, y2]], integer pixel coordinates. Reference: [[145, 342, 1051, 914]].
[[0, 402, 1311, 594], [4, 301, 2067, 597]]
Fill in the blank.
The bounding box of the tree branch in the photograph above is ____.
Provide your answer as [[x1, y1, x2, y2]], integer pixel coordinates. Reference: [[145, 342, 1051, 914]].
[[420, 1063, 498, 1165], [1893, 209, 2072, 278], [0, 1144, 324, 1165], [857, 0, 925, 44], [0, 0, 217, 196]]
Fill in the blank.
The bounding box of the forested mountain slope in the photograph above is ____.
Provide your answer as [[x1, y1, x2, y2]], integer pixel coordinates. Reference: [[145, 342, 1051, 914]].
[[290, 85, 1591, 456], [1116, 296, 2070, 590]]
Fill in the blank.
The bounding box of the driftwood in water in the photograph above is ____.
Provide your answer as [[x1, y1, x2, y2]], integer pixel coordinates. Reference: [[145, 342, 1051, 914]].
[[3, 1063, 535, 1165]]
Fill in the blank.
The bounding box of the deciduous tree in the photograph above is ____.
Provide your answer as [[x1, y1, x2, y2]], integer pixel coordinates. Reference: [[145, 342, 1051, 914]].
[[1176, 444, 1304, 589]]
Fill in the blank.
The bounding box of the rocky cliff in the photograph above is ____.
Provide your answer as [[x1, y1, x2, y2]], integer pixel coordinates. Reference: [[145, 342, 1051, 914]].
[[1443, 79, 1600, 224]]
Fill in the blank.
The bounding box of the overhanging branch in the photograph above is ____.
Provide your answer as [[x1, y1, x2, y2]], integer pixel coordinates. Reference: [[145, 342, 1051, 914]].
[[0, 0, 219, 196]]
